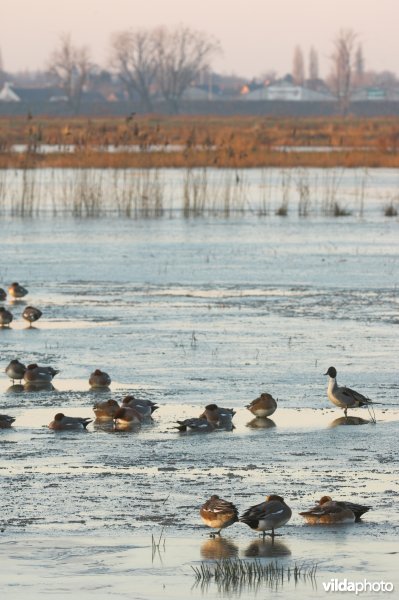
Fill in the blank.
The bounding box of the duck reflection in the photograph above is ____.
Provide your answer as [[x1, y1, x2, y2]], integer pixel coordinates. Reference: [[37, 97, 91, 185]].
[[243, 538, 291, 558], [246, 417, 276, 429], [200, 537, 239, 560], [93, 420, 115, 433], [24, 382, 55, 392], [6, 384, 25, 394], [329, 416, 370, 428]]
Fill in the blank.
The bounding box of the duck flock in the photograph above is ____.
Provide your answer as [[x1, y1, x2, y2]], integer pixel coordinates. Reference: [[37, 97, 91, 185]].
[[0, 282, 379, 541]]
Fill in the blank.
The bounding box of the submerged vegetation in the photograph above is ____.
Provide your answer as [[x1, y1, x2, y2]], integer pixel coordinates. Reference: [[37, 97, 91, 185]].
[[192, 558, 318, 593], [1, 116, 399, 218]]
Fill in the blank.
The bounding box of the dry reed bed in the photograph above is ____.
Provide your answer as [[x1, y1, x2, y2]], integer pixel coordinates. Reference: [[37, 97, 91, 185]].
[[1, 115, 399, 169]]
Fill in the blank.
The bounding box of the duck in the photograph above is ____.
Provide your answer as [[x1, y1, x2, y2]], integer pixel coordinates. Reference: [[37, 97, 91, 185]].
[[48, 413, 92, 430], [89, 369, 111, 388], [0, 414, 16, 428], [22, 306, 42, 326], [0, 306, 13, 327], [299, 496, 356, 524], [199, 404, 235, 428], [174, 417, 215, 433], [8, 282, 28, 298], [93, 399, 120, 420], [200, 495, 239, 536], [304, 495, 370, 522], [5, 359, 26, 383], [246, 393, 277, 418], [113, 406, 142, 430], [0, 288, 6, 301], [121, 395, 158, 418], [24, 363, 60, 384], [240, 495, 292, 540], [324, 366, 375, 417]]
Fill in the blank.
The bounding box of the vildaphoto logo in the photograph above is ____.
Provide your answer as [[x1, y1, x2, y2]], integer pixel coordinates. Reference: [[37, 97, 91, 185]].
[[322, 579, 394, 594]]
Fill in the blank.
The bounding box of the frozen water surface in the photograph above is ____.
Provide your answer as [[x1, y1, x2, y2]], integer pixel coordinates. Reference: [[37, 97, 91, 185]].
[[0, 169, 398, 599]]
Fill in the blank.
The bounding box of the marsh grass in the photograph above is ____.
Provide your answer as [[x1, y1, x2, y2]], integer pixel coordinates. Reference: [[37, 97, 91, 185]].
[[192, 558, 318, 593]]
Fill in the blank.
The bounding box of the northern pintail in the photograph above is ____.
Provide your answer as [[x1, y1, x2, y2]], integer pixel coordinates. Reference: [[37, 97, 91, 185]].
[[0, 307, 13, 327], [48, 413, 92, 430], [122, 396, 159, 418], [240, 495, 292, 540], [93, 399, 120, 420], [174, 417, 215, 433], [89, 369, 111, 388], [0, 414, 16, 428], [246, 393, 277, 418], [324, 366, 375, 416], [199, 404, 235, 428], [113, 406, 142, 429], [8, 282, 28, 298], [200, 495, 239, 536], [22, 306, 42, 326], [24, 363, 60, 384], [5, 359, 26, 383], [299, 497, 356, 524]]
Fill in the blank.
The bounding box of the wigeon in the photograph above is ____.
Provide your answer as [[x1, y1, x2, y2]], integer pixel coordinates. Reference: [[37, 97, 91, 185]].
[[240, 495, 292, 540], [200, 495, 239, 536]]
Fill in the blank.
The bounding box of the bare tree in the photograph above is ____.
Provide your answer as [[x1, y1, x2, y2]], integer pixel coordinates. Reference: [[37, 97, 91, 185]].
[[329, 29, 357, 115], [292, 46, 305, 85], [308, 46, 319, 80], [154, 25, 221, 113], [49, 34, 92, 114], [353, 44, 365, 87], [110, 29, 157, 112]]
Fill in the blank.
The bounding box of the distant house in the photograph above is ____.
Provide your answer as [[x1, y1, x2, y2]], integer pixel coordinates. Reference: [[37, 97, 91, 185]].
[[0, 82, 21, 101], [350, 87, 399, 101], [241, 78, 334, 102]]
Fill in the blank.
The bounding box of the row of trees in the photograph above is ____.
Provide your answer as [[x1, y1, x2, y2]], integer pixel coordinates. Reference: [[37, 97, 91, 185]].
[[2, 27, 397, 115], [49, 26, 220, 114]]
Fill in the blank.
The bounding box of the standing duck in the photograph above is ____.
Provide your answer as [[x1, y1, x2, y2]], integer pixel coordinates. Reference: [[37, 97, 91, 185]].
[[0, 307, 13, 327], [22, 306, 42, 326], [240, 495, 292, 540], [246, 393, 277, 418], [324, 366, 375, 417], [0, 288, 6, 301], [200, 495, 239, 537], [8, 282, 28, 298], [5, 359, 26, 383]]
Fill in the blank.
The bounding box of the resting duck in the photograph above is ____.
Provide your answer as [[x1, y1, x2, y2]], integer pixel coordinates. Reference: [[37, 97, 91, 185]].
[[93, 399, 120, 420], [240, 495, 292, 540], [48, 413, 92, 430], [200, 495, 239, 536], [246, 393, 277, 418], [5, 359, 26, 383], [174, 418, 215, 433], [8, 282, 28, 298], [89, 369, 111, 388], [121, 396, 158, 418], [0, 288, 6, 301], [0, 414, 16, 428], [24, 363, 59, 384], [22, 306, 42, 326], [199, 404, 235, 428], [113, 406, 142, 430], [299, 496, 357, 524], [0, 307, 13, 327], [301, 495, 370, 523]]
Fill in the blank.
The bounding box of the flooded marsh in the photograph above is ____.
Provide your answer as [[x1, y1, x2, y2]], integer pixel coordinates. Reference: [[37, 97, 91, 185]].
[[0, 167, 398, 598]]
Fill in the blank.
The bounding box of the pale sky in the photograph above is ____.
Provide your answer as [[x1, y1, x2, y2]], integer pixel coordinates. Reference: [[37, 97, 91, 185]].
[[1, 0, 398, 78]]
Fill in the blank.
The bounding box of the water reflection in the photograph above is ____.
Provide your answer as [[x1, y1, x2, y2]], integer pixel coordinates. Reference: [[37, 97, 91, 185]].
[[200, 537, 239, 560], [329, 416, 370, 428], [93, 420, 115, 433], [24, 382, 55, 392], [243, 538, 291, 558], [246, 417, 276, 429], [6, 384, 25, 394]]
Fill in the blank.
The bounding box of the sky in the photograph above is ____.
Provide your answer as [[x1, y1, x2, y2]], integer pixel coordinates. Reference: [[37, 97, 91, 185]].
[[1, 0, 398, 79]]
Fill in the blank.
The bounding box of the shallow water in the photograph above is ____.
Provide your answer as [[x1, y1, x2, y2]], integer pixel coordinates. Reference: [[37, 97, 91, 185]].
[[0, 180, 398, 598]]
